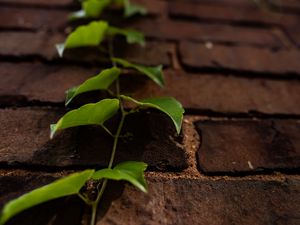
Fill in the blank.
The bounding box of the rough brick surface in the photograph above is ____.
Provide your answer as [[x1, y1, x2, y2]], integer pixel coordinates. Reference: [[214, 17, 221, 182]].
[[98, 177, 300, 225], [0, 0, 73, 6], [1, 173, 299, 225], [1, 64, 300, 115], [196, 120, 300, 174], [0, 108, 187, 170], [179, 41, 300, 74], [0, 7, 68, 30]]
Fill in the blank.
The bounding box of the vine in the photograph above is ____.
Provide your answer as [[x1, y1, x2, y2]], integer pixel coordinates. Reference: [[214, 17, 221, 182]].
[[0, 1, 184, 225]]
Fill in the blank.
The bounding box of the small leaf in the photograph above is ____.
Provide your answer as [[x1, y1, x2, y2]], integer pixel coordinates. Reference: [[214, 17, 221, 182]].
[[0, 170, 94, 225], [83, 0, 112, 17], [112, 58, 164, 87], [51, 98, 119, 138], [121, 95, 184, 134], [107, 27, 145, 46], [92, 161, 148, 193], [65, 67, 121, 106], [56, 21, 109, 57], [123, 0, 147, 17]]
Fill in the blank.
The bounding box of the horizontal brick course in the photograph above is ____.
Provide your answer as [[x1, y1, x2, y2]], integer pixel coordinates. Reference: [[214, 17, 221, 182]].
[[1, 172, 299, 225], [196, 119, 300, 174], [1, 63, 300, 115], [0, 108, 187, 170], [179, 41, 300, 74]]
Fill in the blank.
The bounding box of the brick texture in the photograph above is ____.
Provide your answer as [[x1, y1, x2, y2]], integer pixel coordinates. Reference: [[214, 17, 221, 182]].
[[196, 120, 300, 173], [0, 108, 187, 170], [179, 41, 300, 74]]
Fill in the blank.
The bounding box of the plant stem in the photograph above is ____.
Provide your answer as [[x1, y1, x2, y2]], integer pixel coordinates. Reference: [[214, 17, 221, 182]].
[[89, 36, 127, 225]]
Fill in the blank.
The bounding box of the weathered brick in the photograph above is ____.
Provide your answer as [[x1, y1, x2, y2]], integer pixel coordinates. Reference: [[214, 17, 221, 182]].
[[179, 41, 300, 74], [131, 18, 285, 47], [0, 108, 187, 170], [97, 176, 300, 225], [0, 7, 69, 30], [0, 172, 84, 225], [0, 0, 73, 7], [0, 32, 172, 65], [169, 1, 291, 25], [0, 31, 62, 60], [1, 173, 299, 225], [1, 64, 300, 115], [196, 120, 300, 174]]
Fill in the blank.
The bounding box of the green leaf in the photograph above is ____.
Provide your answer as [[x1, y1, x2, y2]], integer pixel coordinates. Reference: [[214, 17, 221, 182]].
[[83, 0, 112, 17], [92, 161, 148, 193], [107, 27, 145, 46], [65, 67, 121, 106], [112, 58, 164, 87], [56, 21, 109, 57], [123, 0, 147, 17], [50, 98, 119, 138], [0, 170, 94, 225], [121, 95, 184, 134]]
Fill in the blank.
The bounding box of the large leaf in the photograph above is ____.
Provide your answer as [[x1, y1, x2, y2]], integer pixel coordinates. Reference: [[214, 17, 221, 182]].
[[121, 95, 184, 134], [51, 98, 119, 138], [92, 161, 147, 193], [123, 0, 147, 17], [65, 67, 121, 106], [107, 27, 145, 46], [56, 21, 109, 57], [112, 58, 164, 87], [0, 170, 94, 225]]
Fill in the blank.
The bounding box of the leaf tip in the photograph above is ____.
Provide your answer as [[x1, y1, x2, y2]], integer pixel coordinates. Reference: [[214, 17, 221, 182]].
[[56, 43, 65, 58]]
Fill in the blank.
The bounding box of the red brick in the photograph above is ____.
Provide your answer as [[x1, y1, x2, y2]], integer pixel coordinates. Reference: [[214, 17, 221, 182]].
[[179, 41, 300, 74], [97, 176, 300, 225], [132, 0, 167, 16], [0, 7, 69, 30], [0, 32, 172, 65], [0, 0, 73, 7], [0, 31, 62, 60], [1, 64, 300, 115], [169, 1, 291, 25], [196, 120, 300, 173], [131, 18, 286, 47], [0, 108, 187, 170]]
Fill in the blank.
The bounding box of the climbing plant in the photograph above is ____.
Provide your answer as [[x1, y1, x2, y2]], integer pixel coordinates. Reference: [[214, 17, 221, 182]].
[[0, 1, 184, 225]]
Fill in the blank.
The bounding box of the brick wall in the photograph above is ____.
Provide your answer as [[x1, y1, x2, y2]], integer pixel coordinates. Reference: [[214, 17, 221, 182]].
[[0, 0, 299, 224]]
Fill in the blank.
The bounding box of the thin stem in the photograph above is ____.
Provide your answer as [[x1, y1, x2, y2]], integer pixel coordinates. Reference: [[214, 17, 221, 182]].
[[101, 125, 114, 137], [89, 37, 128, 225]]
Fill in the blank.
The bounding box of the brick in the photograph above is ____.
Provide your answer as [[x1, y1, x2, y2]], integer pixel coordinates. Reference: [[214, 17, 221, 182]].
[[1, 64, 300, 115], [97, 176, 300, 225], [131, 18, 286, 47], [0, 31, 172, 65], [168, 1, 291, 25], [179, 41, 300, 74], [0, 108, 187, 171], [0, 172, 84, 225], [196, 120, 300, 174], [0, 31, 62, 60], [132, 0, 167, 16], [1, 173, 299, 225], [0, 0, 73, 7], [0, 7, 69, 30]]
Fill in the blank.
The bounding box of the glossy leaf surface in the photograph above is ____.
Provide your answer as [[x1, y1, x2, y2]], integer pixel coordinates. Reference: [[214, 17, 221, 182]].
[[112, 58, 164, 87], [65, 67, 121, 106], [83, 0, 112, 17], [0, 170, 94, 225], [92, 161, 147, 192], [121, 95, 184, 134], [51, 99, 119, 138], [56, 21, 108, 57]]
